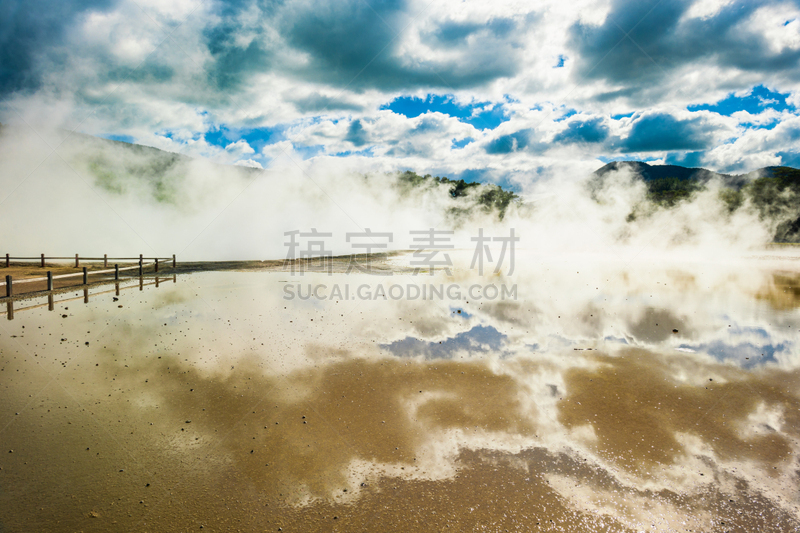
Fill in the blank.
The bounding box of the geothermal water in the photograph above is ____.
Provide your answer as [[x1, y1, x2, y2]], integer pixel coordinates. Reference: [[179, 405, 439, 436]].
[[1, 254, 800, 532]]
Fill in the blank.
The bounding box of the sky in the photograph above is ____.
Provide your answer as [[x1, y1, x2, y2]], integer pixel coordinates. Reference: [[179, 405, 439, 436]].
[[2, 0, 800, 188]]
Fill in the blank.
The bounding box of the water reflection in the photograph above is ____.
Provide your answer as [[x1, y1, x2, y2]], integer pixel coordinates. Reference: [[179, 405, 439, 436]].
[[381, 324, 508, 359], [1, 259, 799, 531]]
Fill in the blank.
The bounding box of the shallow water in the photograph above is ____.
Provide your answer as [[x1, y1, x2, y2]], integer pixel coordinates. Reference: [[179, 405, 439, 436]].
[[1, 258, 800, 532]]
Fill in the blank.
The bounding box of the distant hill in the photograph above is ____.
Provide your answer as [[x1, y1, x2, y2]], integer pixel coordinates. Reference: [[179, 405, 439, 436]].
[[593, 160, 800, 242], [4, 122, 798, 241], [0, 123, 520, 221], [592, 160, 775, 188]]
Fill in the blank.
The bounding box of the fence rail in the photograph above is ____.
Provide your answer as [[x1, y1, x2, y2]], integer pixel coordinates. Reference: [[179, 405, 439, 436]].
[[1, 253, 176, 297], [4, 253, 175, 268]]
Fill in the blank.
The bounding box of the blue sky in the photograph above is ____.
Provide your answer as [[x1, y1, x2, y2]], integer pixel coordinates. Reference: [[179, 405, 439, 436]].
[[2, 0, 800, 184]]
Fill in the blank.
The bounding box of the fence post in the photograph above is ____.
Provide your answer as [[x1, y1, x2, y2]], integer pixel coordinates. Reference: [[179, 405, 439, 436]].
[[173, 254, 176, 268], [115, 264, 119, 280], [5, 275, 11, 297], [41, 253, 45, 267], [83, 288, 88, 304], [104, 254, 108, 268], [6, 301, 12, 321], [83, 267, 88, 285], [138, 256, 143, 277], [5, 254, 8, 268], [48, 294, 54, 311], [47, 271, 53, 291], [155, 258, 159, 273], [75, 254, 79, 268]]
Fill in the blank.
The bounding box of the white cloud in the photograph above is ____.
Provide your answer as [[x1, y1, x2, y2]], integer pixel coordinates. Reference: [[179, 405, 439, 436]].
[[225, 139, 255, 157], [234, 158, 263, 169], [747, 4, 800, 53], [0, 0, 798, 183], [684, 0, 734, 21]]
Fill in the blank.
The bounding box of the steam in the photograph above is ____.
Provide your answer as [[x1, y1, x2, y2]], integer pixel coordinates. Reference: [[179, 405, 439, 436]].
[[0, 124, 783, 261]]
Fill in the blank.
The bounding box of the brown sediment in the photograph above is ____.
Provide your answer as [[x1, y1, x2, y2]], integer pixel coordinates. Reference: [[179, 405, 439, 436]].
[[278, 448, 639, 533], [3, 266, 800, 532], [627, 307, 692, 343], [558, 348, 800, 473], [755, 271, 800, 310], [168, 252, 410, 275], [4, 396, 798, 533], [144, 352, 538, 500], [0, 348, 540, 531], [274, 447, 800, 533]]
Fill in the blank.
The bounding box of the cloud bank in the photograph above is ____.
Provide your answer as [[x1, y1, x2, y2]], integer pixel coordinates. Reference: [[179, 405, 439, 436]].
[[0, 0, 799, 188]]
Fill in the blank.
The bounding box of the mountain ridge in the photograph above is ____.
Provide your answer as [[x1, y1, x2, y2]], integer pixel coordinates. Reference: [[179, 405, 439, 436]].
[[592, 160, 799, 189], [3, 124, 800, 240]]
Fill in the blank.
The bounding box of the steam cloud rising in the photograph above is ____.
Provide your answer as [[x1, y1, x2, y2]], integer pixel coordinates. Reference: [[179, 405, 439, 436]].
[[0, 125, 784, 261]]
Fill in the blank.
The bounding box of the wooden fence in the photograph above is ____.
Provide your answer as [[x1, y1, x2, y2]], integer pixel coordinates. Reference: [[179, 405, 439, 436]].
[[1, 254, 176, 298]]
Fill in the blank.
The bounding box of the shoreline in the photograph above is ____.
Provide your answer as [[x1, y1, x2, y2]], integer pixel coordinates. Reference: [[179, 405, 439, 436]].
[[0, 253, 408, 303]]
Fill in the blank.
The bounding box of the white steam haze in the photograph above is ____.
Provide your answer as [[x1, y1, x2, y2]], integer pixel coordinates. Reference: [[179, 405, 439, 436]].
[[1, 0, 799, 261], [0, 123, 778, 261]]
